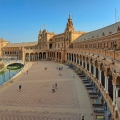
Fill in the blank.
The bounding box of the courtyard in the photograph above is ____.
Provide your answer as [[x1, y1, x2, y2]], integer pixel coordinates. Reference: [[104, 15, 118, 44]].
[[0, 61, 93, 120]]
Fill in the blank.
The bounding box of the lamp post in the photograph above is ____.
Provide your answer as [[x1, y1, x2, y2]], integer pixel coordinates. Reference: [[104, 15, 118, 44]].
[[9, 69, 10, 79], [3, 73, 5, 83]]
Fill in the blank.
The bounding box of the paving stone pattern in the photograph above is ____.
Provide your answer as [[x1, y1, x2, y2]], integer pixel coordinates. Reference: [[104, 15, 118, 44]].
[[0, 61, 93, 120], [0, 110, 81, 120], [0, 81, 79, 108]]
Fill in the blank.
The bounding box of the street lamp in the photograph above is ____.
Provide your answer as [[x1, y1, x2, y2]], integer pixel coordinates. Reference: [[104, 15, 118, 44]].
[[3, 73, 5, 82], [9, 69, 10, 79]]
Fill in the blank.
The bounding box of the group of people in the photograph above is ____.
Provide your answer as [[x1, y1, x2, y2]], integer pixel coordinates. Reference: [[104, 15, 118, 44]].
[[57, 66, 63, 76], [57, 66, 63, 70], [52, 83, 57, 93]]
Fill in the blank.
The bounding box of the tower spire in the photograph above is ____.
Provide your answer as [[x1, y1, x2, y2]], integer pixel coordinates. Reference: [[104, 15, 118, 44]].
[[65, 14, 74, 32], [69, 12, 71, 19], [44, 24, 46, 30]]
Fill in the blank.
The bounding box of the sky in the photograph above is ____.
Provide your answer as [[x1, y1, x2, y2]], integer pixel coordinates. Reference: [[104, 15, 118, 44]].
[[0, 0, 120, 43]]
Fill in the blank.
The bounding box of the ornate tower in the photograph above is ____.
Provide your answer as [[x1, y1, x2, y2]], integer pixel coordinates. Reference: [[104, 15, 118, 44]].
[[64, 14, 74, 48], [65, 14, 74, 32], [38, 29, 47, 49]]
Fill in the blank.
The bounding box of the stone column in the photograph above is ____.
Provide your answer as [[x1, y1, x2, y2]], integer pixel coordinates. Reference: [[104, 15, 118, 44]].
[[76, 57, 77, 64], [61, 49, 65, 63], [105, 76, 108, 93], [116, 88, 119, 98], [85, 61, 87, 69], [93, 66, 95, 76], [89, 63, 91, 73], [82, 60, 83, 67], [74, 57, 76, 63], [55, 52, 57, 61], [106, 77, 108, 93], [79, 59, 80, 65], [112, 85, 116, 106], [94, 66, 96, 77], [99, 70, 101, 83]]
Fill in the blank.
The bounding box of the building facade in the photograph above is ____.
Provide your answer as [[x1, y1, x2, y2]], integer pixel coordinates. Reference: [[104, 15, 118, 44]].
[[0, 38, 9, 57], [1, 15, 120, 119]]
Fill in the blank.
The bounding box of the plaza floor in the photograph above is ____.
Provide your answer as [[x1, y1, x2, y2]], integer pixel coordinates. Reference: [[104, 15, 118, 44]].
[[0, 61, 93, 120]]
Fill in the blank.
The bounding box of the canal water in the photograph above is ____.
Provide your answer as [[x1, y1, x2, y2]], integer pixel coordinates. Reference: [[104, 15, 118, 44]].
[[0, 68, 21, 85]]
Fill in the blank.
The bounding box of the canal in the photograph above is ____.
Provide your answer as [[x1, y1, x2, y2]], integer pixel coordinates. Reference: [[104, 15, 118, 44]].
[[0, 63, 24, 85]]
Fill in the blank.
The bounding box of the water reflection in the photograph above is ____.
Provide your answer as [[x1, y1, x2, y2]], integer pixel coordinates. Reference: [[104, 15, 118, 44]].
[[0, 68, 20, 85]]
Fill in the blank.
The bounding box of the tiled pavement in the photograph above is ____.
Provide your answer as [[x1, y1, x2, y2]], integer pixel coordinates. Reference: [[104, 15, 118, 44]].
[[0, 110, 81, 120], [0, 61, 93, 120]]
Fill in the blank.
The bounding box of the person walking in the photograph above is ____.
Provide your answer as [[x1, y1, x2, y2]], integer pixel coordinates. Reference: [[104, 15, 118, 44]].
[[59, 73, 62, 76], [55, 83, 57, 89], [52, 85, 55, 93], [82, 116, 84, 120], [19, 85, 22, 91], [73, 74, 75, 78]]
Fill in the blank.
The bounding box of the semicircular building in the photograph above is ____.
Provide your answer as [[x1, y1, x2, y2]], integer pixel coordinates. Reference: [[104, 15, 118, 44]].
[[1, 15, 120, 119]]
